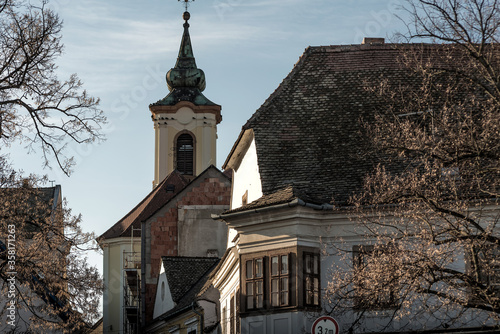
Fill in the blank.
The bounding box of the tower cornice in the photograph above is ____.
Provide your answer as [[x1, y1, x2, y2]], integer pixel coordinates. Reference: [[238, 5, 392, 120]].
[[150, 101, 222, 124]]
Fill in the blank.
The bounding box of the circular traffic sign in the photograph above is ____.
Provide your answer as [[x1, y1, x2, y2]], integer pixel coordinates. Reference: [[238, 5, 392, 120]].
[[311, 316, 339, 334]]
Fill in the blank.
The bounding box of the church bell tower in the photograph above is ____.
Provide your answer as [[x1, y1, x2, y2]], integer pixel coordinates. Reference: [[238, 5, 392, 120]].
[[150, 10, 221, 188]]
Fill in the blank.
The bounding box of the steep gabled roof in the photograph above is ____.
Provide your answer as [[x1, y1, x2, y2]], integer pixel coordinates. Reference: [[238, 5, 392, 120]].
[[162, 256, 219, 304], [97, 171, 189, 241], [98, 165, 231, 242], [228, 43, 438, 206], [151, 256, 219, 324]]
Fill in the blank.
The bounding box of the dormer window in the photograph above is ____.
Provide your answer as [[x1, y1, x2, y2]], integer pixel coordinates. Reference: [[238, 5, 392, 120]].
[[176, 133, 194, 175]]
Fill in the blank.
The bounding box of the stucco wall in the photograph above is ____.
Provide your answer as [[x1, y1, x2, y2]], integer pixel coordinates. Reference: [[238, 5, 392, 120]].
[[102, 238, 140, 334], [231, 138, 262, 210], [178, 205, 228, 257]]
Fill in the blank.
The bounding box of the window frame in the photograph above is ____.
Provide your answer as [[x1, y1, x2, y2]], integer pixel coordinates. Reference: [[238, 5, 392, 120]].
[[468, 244, 500, 300], [303, 252, 321, 307], [244, 257, 265, 310], [221, 306, 226, 334], [175, 132, 194, 175], [352, 244, 398, 310], [241, 248, 322, 313], [270, 253, 291, 308], [230, 294, 235, 334]]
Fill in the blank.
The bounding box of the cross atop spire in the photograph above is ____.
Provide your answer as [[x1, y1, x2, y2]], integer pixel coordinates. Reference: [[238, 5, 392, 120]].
[[179, 0, 194, 12]]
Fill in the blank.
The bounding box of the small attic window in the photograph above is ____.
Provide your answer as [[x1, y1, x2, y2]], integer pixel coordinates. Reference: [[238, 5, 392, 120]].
[[166, 184, 175, 193], [207, 249, 219, 258]]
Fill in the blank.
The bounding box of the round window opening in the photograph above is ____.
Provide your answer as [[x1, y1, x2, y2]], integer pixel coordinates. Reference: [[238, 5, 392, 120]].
[[161, 281, 165, 301]]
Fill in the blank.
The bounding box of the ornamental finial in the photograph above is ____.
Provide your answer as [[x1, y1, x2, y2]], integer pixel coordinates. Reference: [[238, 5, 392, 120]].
[[179, 0, 194, 12]]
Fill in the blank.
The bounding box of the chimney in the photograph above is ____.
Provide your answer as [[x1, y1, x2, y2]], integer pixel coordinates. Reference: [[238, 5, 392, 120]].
[[362, 37, 385, 45]]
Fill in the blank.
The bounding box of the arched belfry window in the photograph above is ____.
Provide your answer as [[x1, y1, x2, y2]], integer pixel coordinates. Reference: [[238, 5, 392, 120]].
[[176, 133, 194, 175]]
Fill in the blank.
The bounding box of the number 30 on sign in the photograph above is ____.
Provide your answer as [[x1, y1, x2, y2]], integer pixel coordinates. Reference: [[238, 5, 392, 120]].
[[311, 316, 339, 334]]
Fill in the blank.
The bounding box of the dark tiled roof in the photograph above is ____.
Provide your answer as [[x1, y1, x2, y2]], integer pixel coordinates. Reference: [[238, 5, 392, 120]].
[[98, 171, 189, 241], [0, 185, 60, 211], [240, 43, 436, 206], [225, 185, 303, 214], [154, 257, 219, 321], [162, 256, 219, 303]]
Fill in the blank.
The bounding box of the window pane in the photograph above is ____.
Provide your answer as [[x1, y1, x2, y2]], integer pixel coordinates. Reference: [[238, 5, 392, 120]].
[[305, 254, 312, 274], [255, 258, 263, 278], [281, 291, 289, 306], [306, 290, 312, 305], [271, 292, 279, 306], [281, 277, 289, 305], [305, 276, 312, 305], [281, 277, 289, 291], [314, 278, 319, 305], [272, 278, 279, 293], [313, 255, 319, 274], [246, 260, 253, 279], [246, 282, 254, 309], [247, 295, 254, 309], [281, 255, 288, 274], [256, 281, 263, 308], [257, 294, 263, 308], [271, 277, 279, 303], [271, 256, 279, 276], [247, 282, 254, 295], [256, 281, 263, 294]]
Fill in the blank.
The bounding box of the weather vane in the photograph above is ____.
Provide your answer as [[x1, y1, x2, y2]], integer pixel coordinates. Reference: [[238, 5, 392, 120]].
[[179, 0, 194, 11]]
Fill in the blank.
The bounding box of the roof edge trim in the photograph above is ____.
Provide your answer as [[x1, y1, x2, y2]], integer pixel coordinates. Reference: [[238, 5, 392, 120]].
[[212, 198, 333, 220], [222, 129, 254, 171]]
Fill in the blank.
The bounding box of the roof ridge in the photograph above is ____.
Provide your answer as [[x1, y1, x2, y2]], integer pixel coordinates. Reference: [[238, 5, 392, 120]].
[[139, 164, 229, 222]]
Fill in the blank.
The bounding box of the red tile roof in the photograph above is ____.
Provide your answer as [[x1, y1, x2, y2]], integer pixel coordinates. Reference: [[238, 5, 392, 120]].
[[97, 171, 189, 241]]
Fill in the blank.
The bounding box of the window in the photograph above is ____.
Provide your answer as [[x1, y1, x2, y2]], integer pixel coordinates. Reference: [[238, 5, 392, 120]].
[[187, 330, 196, 334], [176, 133, 194, 175], [271, 254, 290, 307], [24, 221, 40, 239], [230, 295, 235, 334], [245, 258, 264, 309], [470, 244, 500, 298], [222, 306, 226, 334], [235, 289, 240, 334], [304, 253, 320, 306], [353, 245, 397, 310], [242, 249, 321, 312]]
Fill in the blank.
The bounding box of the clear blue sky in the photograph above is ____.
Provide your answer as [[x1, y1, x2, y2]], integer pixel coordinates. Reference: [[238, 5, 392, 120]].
[[10, 0, 408, 279]]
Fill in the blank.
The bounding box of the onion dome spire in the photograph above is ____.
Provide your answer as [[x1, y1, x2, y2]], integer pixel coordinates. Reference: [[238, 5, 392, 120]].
[[152, 11, 216, 107], [166, 11, 206, 92]]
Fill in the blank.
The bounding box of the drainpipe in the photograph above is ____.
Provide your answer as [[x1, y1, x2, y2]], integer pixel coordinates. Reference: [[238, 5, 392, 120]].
[[192, 302, 204, 333]]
